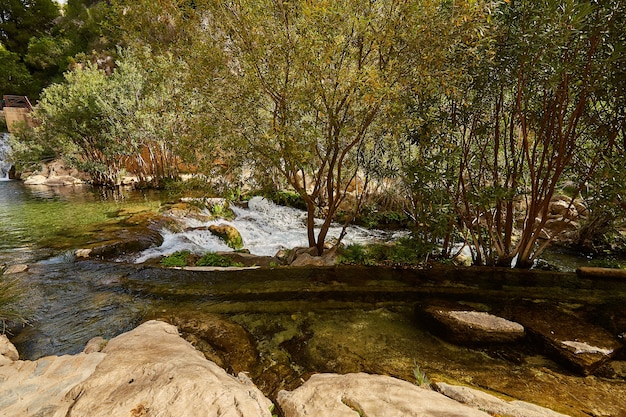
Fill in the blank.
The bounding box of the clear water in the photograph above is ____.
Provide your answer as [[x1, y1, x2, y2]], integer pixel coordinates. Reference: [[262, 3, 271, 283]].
[[1, 182, 625, 416], [0, 181, 163, 265]]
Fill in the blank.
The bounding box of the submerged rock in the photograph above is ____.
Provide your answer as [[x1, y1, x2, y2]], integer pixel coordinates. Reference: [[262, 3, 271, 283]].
[[277, 373, 492, 417], [420, 303, 526, 345], [76, 227, 164, 260], [510, 303, 622, 375], [162, 312, 260, 378], [2, 264, 28, 274]]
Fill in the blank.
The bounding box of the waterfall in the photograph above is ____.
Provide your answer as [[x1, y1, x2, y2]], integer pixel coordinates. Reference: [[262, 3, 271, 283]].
[[133, 196, 406, 262], [0, 133, 12, 180]]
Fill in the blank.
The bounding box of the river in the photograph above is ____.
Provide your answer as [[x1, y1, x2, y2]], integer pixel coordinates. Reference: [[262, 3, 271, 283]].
[[1, 179, 626, 416]]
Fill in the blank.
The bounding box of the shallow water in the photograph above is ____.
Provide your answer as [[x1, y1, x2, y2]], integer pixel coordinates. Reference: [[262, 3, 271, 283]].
[[0, 181, 163, 265], [2, 183, 626, 416], [8, 261, 626, 416]]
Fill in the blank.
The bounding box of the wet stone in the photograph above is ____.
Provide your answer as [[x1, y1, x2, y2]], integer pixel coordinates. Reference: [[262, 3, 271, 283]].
[[420, 303, 526, 345], [510, 302, 622, 375]]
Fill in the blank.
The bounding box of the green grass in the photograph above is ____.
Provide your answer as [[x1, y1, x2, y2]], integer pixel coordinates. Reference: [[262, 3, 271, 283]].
[[197, 252, 243, 267], [0, 274, 29, 332], [160, 250, 193, 267]]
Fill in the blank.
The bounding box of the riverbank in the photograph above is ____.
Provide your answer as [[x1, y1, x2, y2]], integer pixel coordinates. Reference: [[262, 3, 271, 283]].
[[1, 320, 572, 417]]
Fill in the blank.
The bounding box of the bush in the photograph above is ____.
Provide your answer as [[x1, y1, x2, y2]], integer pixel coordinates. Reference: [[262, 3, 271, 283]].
[[196, 252, 243, 267], [160, 250, 193, 267]]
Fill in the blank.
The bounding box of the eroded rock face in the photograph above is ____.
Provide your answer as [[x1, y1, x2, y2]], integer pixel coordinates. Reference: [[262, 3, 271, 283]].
[[0, 320, 273, 417], [277, 373, 492, 417]]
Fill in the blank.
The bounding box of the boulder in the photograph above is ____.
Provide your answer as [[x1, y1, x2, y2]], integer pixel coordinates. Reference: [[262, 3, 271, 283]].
[[0, 334, 19, 365], [276, 373, 491, 417], [420, 303, 525, 345], [434, 382, 571, 417], [209, 223, 244, 249], [60, 320, 272, 417], [0, 320, 273, 417], [290, 246, 337, 267], [510, 303, 622, 375]]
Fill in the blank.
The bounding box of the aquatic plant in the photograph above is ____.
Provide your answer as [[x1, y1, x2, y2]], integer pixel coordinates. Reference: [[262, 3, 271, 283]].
[[413, 360, 431, 388], [0, 274, 29, 332]]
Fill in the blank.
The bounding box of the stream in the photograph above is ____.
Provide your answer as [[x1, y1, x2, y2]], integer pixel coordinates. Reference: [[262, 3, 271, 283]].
[[1, 175, 625, 416]]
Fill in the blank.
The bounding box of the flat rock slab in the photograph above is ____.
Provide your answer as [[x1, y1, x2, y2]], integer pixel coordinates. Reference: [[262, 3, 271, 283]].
[[576, 266, 626, 280], [277, 372, 492, 417], [421, 304, 525, 344], [434, 382, 571, 417], [511, 303, 622, 375]]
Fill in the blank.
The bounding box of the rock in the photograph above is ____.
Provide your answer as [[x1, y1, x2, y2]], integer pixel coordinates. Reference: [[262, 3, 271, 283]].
[[22, 174, 47, 185], [276, 373, 491, 417], [510, 303, 622, 375], [80, 227, 164, 259], [3, 264, 28, 274], [0, 351, 107, 415], [83, 336, 107, 354], [62, 320, 272, 416], [576, 266, 626, 280], [434, 382, 571, 417], [0, 320, 273, 417], [290, 246, 337, 267], [162, 312, 260, 378], [0, 334, 19, 365], [219, 251, 280, 267], [209, 223, 244, 249], [421, 303, 525, 345]]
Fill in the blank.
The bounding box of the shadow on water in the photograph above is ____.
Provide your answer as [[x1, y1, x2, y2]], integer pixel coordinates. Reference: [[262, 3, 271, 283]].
[[8, 260, 626, 416]]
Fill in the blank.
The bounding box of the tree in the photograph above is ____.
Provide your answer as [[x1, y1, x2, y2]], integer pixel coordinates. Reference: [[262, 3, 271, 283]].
[[0, 44, 33, 95], [198, 0, 413, 255], [24, 48, 197, 186], [0, 0, 59, 56], [444, 0, 625, 267]]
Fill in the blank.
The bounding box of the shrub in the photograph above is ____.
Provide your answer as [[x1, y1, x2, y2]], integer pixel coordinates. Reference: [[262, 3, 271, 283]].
[[196, 252, 243, 267], [160, 250, 193, 267]]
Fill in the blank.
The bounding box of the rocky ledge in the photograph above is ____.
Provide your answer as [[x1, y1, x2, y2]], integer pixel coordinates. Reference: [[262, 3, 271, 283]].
[[0, 320, 572, 417]]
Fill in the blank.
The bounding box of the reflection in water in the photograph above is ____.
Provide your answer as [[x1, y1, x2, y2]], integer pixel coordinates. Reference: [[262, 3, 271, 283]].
[[0, 181, 163, 265]]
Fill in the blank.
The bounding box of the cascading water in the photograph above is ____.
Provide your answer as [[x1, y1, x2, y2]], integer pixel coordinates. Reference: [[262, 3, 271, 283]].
[[0, 133, 13, 180], [133, 196, 407, 262]]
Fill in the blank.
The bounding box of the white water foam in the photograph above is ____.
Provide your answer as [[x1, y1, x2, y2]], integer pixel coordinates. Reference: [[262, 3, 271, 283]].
[[0, 133, 12, 181], [133, 196, 404, 262]]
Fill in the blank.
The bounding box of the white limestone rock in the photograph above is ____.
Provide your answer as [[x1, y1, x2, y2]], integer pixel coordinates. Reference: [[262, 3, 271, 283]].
[[277, 372, 492, 417], [434, 382, 572, 417]]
